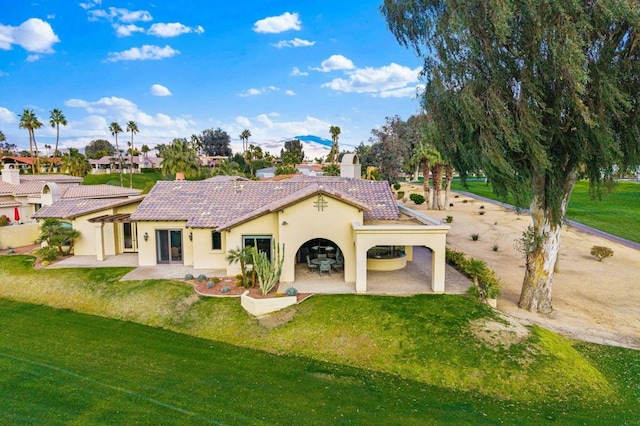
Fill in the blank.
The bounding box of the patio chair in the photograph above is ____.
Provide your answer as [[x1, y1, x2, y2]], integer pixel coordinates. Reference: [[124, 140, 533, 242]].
[[306, 255, 319, 273], [332, 259, 344, 272], [317, 254, 328, 260], [318, 260, 332, 276]]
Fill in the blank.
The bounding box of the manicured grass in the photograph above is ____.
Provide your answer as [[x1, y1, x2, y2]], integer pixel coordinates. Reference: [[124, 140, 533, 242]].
[[83, 171, 165, 191], [450, 179, 640, 243], [0, 255, 638, 423]]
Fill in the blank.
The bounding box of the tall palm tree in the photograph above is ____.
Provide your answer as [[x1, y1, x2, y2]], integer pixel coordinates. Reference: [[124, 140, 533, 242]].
[[239, 129, 251, 153], [49, 108, 67, 170], [329, 126, 341, 164], [141, 144, 150, 157], [18, 109, 43, 174], [160, 138, 199, 178], [411, 142, 441, 210], [126, 120, 139, 188], [109, 122, 124, 186], [0, 130, 5, 143]]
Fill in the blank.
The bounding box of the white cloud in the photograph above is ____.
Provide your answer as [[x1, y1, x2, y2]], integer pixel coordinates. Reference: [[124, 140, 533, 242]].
[[114, 24, 144, 37], [79, 0, 101, 10], [236, 116, 252, 128], [290, 67, 308, 77], [0, 18, 60, 53], [239, 86, 279, 97], [312, 54, 355, 72], [150, 84, 172, 96], [0, 107, 17, 123], [26, 54, 40, 62], [107, 44, 180, 62], [285, 90, 296, 96], [88, 7, 153, 23], [322, 63, 421, 97], [271, 38, 314, 48], [378, 85, 425, 98], [148, 22, 205, 38], [253, 12, 300, 34]]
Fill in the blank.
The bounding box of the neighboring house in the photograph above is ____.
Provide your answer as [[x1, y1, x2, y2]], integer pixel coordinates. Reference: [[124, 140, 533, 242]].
[[1, 156, 62, 173], [88, 155, 162, 174], [32, 155, 451, 292], [256, 164, 324, 179]]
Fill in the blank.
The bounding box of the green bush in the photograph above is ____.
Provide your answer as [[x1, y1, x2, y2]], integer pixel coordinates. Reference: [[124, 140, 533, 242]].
[[409, 193, 426, 205], [396, 191, 405, 200], [212, 277, 220, 284], [0, 215, 10, 227], [445, 215, 454, 223], [471, 233, 480, 241], [393, 183, 401, 190], [590, 246, 613, 261], [37, 246, 60, 262], [445, 248, 467, 269]]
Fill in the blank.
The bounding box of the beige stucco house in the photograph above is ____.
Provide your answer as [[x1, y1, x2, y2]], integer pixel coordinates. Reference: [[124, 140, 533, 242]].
[[31, 157, 451, 293]]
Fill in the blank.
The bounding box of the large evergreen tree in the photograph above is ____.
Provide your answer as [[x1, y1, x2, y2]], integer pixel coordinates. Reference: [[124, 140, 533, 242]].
[[382, 0, 640, 313], [200, 128, 232, 157]]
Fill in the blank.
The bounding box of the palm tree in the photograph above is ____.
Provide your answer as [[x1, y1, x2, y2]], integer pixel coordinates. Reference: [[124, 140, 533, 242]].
[[0, 130, 5, 143], [239, 129, 251, 153], [126, 121, 139, 188], [411, 142, 441, 210], [160, 138, 199, 178], [18, 109, 43, 174], [109, 122, 124, 186], [49, 108, 67, 170], [464, 258, 488, 288], [141, 144, 150, 157], [329, 126, 341, 164], [60, 148, 90, 177]]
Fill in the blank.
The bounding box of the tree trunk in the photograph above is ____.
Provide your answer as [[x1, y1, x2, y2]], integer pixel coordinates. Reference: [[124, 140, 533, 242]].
[[518, 173, 576, 313], [432, 163, 444, 210], [28, 131, 35, 174], [421, 162, 432, 209], [444, 164, 453, 211]]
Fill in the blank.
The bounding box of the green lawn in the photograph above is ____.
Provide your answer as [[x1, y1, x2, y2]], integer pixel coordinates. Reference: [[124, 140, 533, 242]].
[[83, 171, 165, 191], [450, 179, 640, 243], [0, 255, 638, 424]]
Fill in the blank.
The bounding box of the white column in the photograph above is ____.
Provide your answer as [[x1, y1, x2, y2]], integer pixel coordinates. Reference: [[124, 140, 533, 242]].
[[354, 235, 368, 293], [94, 222, 105, 261], [431, 236, 446, 293]]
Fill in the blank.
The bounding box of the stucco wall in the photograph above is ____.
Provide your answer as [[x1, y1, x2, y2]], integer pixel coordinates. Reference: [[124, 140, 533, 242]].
[[73, 202, 142, 256], [191, 228, 228, 270], [278, 196, 362, 283], [0, 223, 39, 248], [225, 213, 280, 276]]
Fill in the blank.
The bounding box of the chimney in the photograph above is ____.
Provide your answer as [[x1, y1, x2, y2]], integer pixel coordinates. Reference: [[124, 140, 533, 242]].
[[175, 172, 185, 181], [41, 183, 61, 206], [2, 164, 20, 185], [340, 153, 361, 179]]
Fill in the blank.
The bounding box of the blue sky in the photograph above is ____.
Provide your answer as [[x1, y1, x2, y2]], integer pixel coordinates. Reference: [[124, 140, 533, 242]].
[[0, 0, 424, 158]]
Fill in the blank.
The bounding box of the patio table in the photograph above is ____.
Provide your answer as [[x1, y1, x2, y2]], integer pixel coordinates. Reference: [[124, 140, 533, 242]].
[[311, 258, 336, 266]]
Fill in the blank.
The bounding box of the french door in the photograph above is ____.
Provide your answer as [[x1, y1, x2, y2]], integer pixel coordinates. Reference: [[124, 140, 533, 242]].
[[123, 222, 137, 252], [156, 229, 183, 264]]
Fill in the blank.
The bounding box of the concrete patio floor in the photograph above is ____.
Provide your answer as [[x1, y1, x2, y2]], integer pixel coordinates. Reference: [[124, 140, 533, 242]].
[[47, 246, 471, 295]]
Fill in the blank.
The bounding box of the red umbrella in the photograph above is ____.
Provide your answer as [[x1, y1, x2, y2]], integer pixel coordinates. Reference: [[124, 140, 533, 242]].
[[14, 206, 20, 222]]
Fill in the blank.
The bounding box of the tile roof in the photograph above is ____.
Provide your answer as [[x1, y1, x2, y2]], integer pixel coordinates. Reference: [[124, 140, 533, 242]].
[[130, 177, 399, 228], [0, 200, 21, 207], [19, 174, 83, 183], [61, 185, 142, 199], [32, 196, 144, 220]]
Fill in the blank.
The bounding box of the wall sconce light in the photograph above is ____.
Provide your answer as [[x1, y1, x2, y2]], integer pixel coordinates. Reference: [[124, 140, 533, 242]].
[[143, 232, 149, 241], [281, 221, 288, 226], [189, 231, 193, 241]]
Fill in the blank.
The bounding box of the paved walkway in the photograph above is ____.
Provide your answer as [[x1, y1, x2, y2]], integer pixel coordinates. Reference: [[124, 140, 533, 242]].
[[46, 246, 472, 295]]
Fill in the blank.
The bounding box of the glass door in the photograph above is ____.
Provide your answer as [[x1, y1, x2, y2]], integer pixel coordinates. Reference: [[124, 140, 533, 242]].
[[156, 229, 183, 264], [123, 222, 137, 252]]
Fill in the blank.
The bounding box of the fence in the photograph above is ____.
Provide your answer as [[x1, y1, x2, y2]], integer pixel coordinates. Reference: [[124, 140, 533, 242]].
[[0, 223, 40, 249]]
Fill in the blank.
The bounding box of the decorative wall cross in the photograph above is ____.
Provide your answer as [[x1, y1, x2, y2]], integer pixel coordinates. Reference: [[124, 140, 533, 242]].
[[313, 194, 328, 212]]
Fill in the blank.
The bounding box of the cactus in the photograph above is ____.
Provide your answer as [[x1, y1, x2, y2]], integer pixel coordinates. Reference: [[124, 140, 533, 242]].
[[196, 274, 207, 282], [251, 243, 285, 296], [184, 273, 194, 280], [285, 287, 298, 296], [206, 280, 214, 288], [221, 286, 231, 293]]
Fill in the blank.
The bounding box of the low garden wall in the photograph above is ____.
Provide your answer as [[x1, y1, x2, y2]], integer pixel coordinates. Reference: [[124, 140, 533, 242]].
[[0, 223, 39, 249], [240, 291, 297, 316]]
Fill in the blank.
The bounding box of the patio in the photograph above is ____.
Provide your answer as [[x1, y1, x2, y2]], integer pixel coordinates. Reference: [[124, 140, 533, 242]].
[[48, 246, 470, 295]]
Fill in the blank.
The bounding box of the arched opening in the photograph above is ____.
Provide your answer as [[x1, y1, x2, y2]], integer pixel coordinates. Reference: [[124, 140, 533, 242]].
[[295, 238, 344, 278]]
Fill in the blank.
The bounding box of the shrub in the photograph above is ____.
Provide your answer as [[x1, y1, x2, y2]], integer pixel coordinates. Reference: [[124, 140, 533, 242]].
[[285, 287, 298, 296], [196, 274, 207, 282], [492, 244, 499, 252], [445, 248, 467, 269], [396, 191, 405, 200], [590, 246, 613, 262], [184, 273, 194, 280], [212, 277, 221, 284], [235, 274, 244, 287], [409, 193, 426, 205], [221, 285, 231, 293], [0, 215, 10, 227], [463, 199, 469, 203], [479, 211, 486, 215], [37, 246, 59, 262], [7, 247, 14, 255], [479, 205, 485, 209], [206, 280, 214, 289], [471, 233, 480, 241], [393, 182, 401, 190], [444, 215, 454, 223], [449, 203, 454, 207]]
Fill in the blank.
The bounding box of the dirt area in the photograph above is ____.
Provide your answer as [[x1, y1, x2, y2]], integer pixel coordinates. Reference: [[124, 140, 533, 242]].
[[401, 184, 640, 349]]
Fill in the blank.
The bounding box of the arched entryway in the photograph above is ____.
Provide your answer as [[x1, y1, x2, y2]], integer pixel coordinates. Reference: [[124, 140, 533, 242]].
[[294, 238, 344, 280]]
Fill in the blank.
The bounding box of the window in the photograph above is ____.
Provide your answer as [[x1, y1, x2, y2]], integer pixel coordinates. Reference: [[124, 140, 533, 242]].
[[243, 235, 272, 261], [211, 231, 222, 250]]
